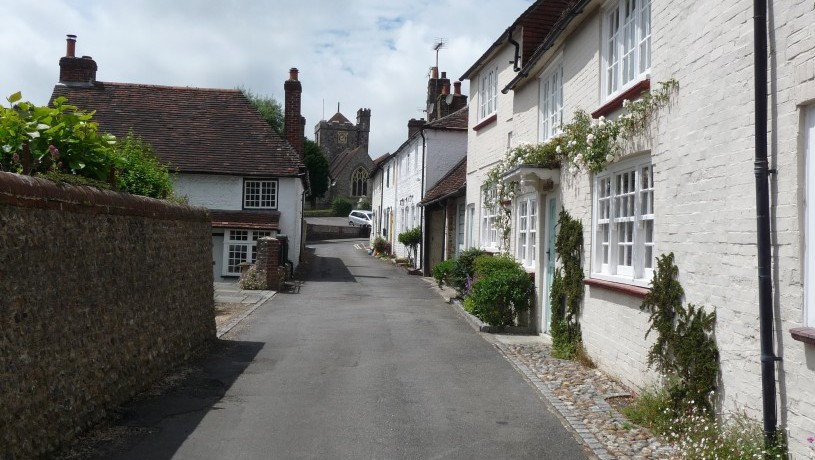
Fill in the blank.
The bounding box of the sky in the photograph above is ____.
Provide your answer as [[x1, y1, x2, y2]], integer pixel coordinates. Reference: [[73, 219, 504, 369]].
[[0, 0, 534, 159]]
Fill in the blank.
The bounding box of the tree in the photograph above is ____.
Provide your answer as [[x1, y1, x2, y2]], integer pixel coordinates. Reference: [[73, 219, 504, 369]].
[[240, 87, 284, 135], [304, 139, 329, 207]]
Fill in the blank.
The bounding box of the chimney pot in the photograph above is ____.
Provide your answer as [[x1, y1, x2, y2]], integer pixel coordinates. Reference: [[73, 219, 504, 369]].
[[66, 34, 76, 57], [431, 67, 438, 79], [453, 81, 462, 95], [289, 67, 299, 81], [442, 82, 450, 96], [441, 71, 447, 79]]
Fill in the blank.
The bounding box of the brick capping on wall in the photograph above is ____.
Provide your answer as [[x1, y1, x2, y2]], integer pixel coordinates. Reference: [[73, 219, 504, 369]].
[[472, 113, 497, 131], [0, 172, 209, 222], [584, 277, 650, 298], [790, 327, 815, 346], [591, 79, 651, 119]]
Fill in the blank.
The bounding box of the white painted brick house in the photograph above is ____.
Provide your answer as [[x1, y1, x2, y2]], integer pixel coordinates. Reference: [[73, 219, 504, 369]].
[[463, 0, 815, 455]]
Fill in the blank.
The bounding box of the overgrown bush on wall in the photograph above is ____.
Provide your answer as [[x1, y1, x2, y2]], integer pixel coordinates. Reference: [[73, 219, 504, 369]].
[[549, 210, 584, 359], [0, 92, 175, 199], [463, 255, 533, 327]]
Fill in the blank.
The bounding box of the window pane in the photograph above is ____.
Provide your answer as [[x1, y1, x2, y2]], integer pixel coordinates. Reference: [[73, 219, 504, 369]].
[[227, 244, 248, 274]]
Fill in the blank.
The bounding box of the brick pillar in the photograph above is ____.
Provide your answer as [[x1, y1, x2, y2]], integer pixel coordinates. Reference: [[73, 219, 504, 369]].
[[284, 68, 304, 159], [257, 237, 282, 290]]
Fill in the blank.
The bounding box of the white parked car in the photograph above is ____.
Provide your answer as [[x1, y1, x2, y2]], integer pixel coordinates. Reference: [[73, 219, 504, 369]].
[[348, 210, 373, 227]]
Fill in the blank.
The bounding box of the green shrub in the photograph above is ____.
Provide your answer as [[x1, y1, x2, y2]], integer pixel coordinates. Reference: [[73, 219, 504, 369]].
[[331, 197, 353, 217], [114, 132, 173, 199], [357, 200, 371, 210], [397, 226, 422, 266], [449, 248, 487, 295], [431, 259, 455, 287], [372, 236, 389, 254], [465, 256, 533, 327]]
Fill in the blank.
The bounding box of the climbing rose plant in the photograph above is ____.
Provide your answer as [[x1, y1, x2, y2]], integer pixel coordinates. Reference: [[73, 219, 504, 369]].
[[483, 79, 679, 250]]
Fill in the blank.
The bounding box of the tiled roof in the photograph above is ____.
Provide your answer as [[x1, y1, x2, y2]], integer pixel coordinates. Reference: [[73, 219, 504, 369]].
[[460, 0, 574, 81], [370, 152, 391, 175], [426, 106, 468, 130], [51, 82, 304, 177], [421, 158, 466, 205], [327, 112, 351, 124], [210, 209, 280, 230], [504, 0, 590, 92], [329, 145, 367, 179]]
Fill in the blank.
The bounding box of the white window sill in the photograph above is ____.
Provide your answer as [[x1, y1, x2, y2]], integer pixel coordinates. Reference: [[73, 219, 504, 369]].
[[587, 273, 651, 296]]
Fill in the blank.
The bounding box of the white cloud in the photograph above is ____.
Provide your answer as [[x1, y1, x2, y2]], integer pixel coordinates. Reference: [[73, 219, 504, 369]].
[[0, 0, 532, 157]]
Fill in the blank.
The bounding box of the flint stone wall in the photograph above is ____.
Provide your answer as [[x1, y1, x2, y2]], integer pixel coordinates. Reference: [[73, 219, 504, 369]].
[[0, 172, 215, 458]]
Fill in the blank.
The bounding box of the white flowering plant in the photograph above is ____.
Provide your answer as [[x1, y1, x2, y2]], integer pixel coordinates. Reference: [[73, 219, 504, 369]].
[[481, 80, 678, 249]]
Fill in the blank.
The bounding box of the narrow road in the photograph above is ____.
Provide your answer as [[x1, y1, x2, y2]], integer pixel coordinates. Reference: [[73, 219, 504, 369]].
[[89, 239, 589, 460]]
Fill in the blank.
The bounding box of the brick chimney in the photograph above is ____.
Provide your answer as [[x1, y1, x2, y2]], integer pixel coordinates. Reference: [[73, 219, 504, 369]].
[[59, 35, 97, 87], [284, 67, 305, 158], [426, 67, 450, 123], [408, 118, 426, 138]]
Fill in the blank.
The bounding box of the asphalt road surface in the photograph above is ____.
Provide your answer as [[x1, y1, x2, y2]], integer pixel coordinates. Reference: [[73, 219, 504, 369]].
[[82, 239, 589, 460]]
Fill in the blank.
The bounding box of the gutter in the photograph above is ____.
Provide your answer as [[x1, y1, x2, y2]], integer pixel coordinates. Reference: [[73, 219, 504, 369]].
[[752, 0, 778, 448], [502, 0, 591, 94], [420, 128, 428, 275]]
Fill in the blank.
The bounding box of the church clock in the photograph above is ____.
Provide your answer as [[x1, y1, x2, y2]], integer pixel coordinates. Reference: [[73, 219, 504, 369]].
[[337, 131, 348, 145]]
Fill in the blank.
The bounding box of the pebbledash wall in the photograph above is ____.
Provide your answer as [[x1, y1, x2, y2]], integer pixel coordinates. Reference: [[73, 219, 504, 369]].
[[0, 172, 215, 459]]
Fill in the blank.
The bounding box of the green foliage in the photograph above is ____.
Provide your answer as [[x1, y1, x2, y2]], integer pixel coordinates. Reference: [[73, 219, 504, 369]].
[[624, 390, 787, 460], [449, 248, 487, 296], [240, 87, 284, 135], [372, 236, 389, 254], [431, 259, 455, 288], [303, 139, 329, 205], [331, 197, 353, 217], [1, 93, 175, 199], [464, 255, 533, 327], [640, 253, 719, 414], [356, 200, 371, 211], [114, 132, 173, 199], [397, 226, 422, 266], [482, 80, 678, 246], [549, 210, 584, 359], [1, 93, 117, 181]]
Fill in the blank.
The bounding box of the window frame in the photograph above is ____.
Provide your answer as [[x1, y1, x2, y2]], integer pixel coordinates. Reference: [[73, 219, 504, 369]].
[[480, 187, 499, 250], [515, 193, 538, 269], [222, 229, 274, 276], [351, 167, 368, 197], [478, 66, 499, 121], [243, 178, 278, 210], [805, 106, 815, 327], [601, 0, 651, 101], [538, 59, 564, 142], [591, 155, 654, 286]]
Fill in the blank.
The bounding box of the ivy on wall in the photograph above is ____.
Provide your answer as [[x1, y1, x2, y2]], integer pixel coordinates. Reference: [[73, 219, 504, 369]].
[[549, 210, 584, 359], [641, 253, 719, 414]]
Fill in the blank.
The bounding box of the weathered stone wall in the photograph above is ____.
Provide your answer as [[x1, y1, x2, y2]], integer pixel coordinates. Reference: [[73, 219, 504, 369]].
[[0, 172, 215, 459]]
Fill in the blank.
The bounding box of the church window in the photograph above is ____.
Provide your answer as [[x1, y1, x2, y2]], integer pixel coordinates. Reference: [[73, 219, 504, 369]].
[[351, 167, 369, 196]]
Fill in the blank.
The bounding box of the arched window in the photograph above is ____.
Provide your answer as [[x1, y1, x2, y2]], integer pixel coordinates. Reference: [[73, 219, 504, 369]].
[[351, 167, 369, 196]]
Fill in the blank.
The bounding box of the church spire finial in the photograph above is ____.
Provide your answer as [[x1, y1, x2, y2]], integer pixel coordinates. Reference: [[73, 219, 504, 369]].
[[337, 102, 340, 114]]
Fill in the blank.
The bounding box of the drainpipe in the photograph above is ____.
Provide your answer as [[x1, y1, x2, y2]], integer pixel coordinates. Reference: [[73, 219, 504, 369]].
[[753, 0, 777, 448], [507, 26, 521, 72], [420, 128, 428, 274]]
